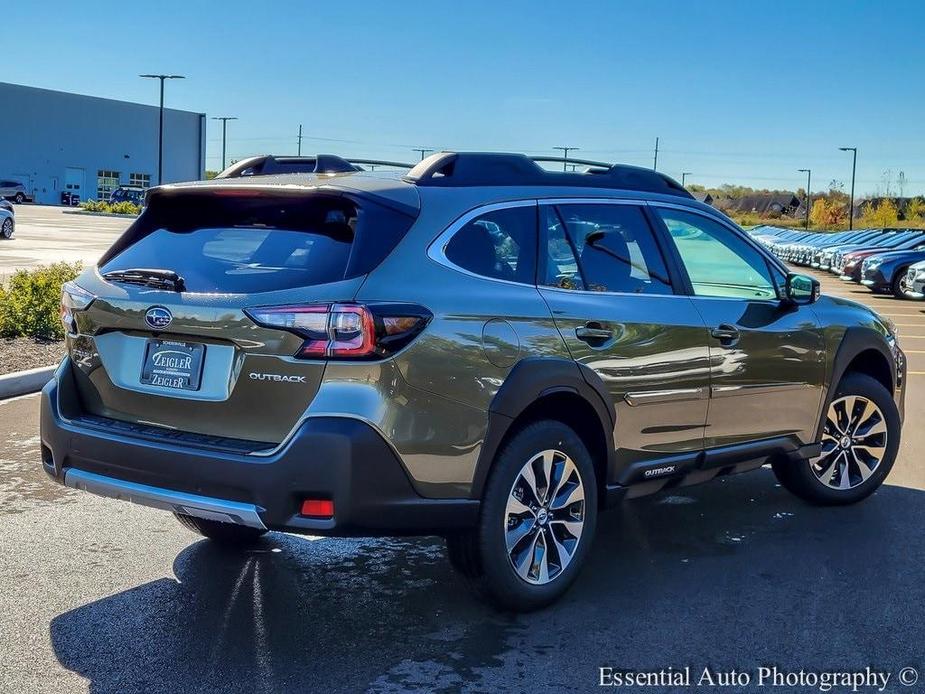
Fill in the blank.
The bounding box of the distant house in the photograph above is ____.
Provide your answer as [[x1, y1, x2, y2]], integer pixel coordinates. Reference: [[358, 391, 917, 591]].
[[692, 191, 714, 206], [852, 196, 925, 220], [731, 193, 801, 217]]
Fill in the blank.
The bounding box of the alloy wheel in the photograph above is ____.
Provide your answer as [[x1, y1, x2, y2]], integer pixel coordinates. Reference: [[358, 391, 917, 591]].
[[505, 449, 585, 585], [813, 395, 887, 490], [1, 219, 11, 238]]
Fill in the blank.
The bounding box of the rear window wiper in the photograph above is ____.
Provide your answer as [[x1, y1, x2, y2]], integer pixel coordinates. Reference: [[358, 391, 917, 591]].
[[102, 268, 186, 292]]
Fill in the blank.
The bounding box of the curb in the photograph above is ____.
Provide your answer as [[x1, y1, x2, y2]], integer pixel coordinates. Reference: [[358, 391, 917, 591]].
[[0, 365, 55, 399], [62, 210, 138, 219]]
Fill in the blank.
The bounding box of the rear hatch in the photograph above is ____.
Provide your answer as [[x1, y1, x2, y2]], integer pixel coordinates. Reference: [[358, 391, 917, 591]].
[[65, 184, 418, 445]]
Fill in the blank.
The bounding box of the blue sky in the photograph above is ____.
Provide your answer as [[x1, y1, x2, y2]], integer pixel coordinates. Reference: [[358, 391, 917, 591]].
[[7, 1, 925, 195]]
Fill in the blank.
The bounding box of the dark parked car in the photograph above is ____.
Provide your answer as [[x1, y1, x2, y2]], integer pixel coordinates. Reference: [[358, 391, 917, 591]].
[[838, 233, 925, 284], [860, 247, 925, 296], [109, 186, 146, 206], [42, 152, 905, 611]]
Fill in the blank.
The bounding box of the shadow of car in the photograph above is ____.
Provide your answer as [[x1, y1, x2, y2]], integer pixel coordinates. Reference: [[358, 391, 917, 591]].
[[48, 470, 925, 693]]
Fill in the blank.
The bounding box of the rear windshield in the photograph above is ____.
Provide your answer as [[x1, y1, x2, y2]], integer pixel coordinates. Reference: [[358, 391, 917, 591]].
[[100, 193, 416, 293]]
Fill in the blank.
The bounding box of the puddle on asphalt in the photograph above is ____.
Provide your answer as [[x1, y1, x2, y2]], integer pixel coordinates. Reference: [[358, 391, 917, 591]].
[[0, 424, 76, 514]]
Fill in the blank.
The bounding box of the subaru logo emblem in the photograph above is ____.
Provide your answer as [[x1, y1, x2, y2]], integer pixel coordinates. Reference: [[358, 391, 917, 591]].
[[145, 306, 173, 330]]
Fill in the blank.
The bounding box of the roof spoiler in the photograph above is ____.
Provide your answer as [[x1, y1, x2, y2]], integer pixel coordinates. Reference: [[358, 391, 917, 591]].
[[215, 155, 417, 179]]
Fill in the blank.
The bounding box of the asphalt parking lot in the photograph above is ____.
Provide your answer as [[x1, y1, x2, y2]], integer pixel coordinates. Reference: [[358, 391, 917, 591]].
[[0, 205, 130, 275], [0, 267, 923, 692]]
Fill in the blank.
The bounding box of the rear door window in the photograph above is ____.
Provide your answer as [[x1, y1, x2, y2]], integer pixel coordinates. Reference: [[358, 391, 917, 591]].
[[553, 203, 673, 294]]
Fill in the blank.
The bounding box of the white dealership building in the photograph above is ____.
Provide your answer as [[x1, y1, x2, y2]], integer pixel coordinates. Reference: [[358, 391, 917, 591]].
[[0, 82, 206, 205]]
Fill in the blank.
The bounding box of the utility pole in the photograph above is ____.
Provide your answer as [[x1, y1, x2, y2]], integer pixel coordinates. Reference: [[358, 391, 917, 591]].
[[413, 148, 433, 161], [297, 124, 303, 156], [211, 116, 237, 170], [140, 74, 186, 185], [554, 146, 578, 172], [798, 168, 812, 230], [681, 172, 692, 187], [840, 147, 858, 230], [653, 137, 659, 170]]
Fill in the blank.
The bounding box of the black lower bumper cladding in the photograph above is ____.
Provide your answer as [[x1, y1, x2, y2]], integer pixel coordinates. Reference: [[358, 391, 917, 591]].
[[40, 359, 478, 536]]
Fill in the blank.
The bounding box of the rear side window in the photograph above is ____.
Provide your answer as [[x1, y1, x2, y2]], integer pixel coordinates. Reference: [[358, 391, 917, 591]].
[[100, 193, 416, 294], [444, 206, 537, 284]]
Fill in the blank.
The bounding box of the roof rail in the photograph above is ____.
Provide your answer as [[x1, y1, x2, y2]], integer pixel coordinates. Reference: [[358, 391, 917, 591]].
[[403, 152, 691, 197]]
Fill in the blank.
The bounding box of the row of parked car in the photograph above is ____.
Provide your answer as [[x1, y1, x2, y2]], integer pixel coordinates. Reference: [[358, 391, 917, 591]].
[[752, 225, 925, 300]]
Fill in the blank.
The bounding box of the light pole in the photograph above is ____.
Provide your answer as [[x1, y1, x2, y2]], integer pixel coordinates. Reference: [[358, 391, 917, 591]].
[[554, 146, 578, 172], [681, 172, 692, 187], [798, 168, 812, 229], [140, 74, 185, 185], [839, 147, 858, 230], [212, 116, 237, 171], [653, 137, 660, 170]]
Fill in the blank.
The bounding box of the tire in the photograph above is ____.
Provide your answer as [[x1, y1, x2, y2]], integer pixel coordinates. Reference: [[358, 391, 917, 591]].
[[0, 218, 11, 239], [892, 268, 909, 299], [446, 420, 598, 612], [174, 513, 268, 546], [14, 193, 24, 204], [772, 372, 900, 505]]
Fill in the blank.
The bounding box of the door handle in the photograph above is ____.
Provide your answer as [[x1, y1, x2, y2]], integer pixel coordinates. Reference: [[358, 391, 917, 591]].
[[576, 323, 614, 343], [710, 324, 740, 345]]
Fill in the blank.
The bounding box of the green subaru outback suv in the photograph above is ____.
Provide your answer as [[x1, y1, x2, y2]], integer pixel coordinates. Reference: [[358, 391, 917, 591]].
[[41, 152, 905, 611]]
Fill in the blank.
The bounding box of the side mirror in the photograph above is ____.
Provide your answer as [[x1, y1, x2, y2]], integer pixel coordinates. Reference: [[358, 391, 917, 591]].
[[785, 273, 820, 305]]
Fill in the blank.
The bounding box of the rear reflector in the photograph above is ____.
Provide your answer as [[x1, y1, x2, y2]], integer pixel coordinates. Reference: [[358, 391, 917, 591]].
[[300, 499, 335, 518]]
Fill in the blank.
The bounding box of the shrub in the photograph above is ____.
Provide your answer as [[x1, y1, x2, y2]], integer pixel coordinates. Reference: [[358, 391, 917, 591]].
[[0, 262, 82, 340], [108, 201, 141, 215], [79, 200, 141, 215]]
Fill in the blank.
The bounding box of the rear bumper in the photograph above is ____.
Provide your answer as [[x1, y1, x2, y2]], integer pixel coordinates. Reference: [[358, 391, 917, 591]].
[[40, 359, 478, 536]]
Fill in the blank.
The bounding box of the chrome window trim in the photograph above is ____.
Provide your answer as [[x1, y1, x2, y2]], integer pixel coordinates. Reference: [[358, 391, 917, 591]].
[[538, 284, 692, 300], [426, 199, 539, 288], [538, 197, 645, 206]]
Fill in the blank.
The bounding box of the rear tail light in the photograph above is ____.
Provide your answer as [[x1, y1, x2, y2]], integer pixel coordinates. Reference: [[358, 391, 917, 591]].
[[60, 281, 95, 336], [244, 303, 431, 360]]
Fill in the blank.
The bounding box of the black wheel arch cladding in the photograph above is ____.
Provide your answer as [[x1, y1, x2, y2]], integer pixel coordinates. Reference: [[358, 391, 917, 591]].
[[816, 326, 897, 441], [470, 357, 616, 500]]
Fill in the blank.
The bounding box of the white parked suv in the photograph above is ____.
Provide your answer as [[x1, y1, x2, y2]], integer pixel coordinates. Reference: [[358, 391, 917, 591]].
[[0, 180, 30, 203], [904, 260, 925, 298]]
